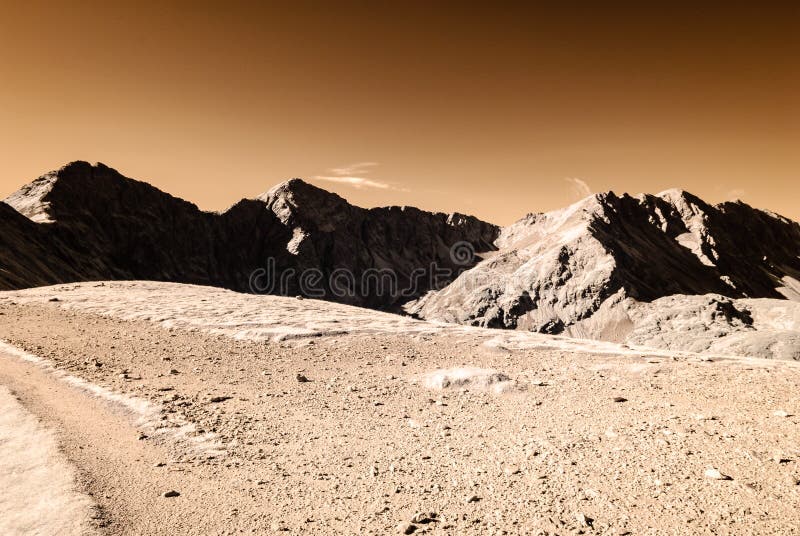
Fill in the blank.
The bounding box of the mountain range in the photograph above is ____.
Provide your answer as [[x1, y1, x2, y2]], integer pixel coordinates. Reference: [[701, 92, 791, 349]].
[[2, 161, 798, 358]]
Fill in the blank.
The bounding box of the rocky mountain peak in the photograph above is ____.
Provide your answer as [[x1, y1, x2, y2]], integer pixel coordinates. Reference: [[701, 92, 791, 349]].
[[410, 187, 800, 338], [258, 178, 354, 229]]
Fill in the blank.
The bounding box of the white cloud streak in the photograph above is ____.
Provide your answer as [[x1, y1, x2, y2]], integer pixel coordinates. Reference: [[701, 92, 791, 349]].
[[565, 177, 592, 199], [313, 162, 407, 191], [312, 176, 392, 189]]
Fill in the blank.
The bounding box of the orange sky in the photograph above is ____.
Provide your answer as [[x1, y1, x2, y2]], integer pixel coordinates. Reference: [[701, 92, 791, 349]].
[[1, 2, 797, 224]]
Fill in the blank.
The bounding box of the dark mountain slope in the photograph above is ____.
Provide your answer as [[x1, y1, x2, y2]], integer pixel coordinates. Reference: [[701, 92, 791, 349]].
[[1, 162, 499, 308]]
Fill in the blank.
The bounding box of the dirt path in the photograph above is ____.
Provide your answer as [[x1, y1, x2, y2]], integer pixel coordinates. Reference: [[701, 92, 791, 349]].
[[1, 289, 800, 534], [0, 349, 246, 535]]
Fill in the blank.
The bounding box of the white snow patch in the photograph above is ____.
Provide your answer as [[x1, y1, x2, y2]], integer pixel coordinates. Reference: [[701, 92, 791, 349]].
[[287, 227, 307, 255], [3, 281, 773, 362], [421, 367, 515, 394], [4, 171, 58, 223], [0, 386, 97, 536], [0, 281, 443, 342]]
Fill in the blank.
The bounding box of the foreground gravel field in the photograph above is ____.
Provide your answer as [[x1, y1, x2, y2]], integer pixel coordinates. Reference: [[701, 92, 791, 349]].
[[1, 283, 799, 535]]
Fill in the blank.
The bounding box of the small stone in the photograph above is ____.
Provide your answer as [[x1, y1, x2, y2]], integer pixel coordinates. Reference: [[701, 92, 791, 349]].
[[169, 369, 179, 375], [410, 512, 438, 524], [296, 374, 310, 383], [466, 494, 480, 503], [773, 410, 790, 418], [162, 490, 180, 498], [48, 297, 60, 302], [704, 468, 732, 481], [209, 396, 231, 403], [397, 523, 417, 534], [612, 396, 628, 403], [575, 512, 594, 527]]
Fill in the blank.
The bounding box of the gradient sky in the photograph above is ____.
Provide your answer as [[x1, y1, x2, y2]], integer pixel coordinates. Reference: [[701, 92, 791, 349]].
[[1, 2, 797, 224]]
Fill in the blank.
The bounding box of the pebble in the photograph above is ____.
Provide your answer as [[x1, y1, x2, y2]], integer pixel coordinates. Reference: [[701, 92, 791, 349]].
[[410, 512, 438, 524], [162, 490, 180, 497], [704, 468, 732, 481], [397, 523, 417, 534], [773, 410, 790, 418], [209, 396, 232, 403], [466, 494, 480, 503], [612, 396, 628, 403], [296, 374, 310, 383], [575, 512, 593, 527]]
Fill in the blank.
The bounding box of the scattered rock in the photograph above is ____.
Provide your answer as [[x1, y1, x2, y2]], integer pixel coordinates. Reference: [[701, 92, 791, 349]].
[[209, 396, 232, 403], [410, 512, 438, 524], [575, 512, 594, 527], [162, 490, 180, 498], [296, 374, 310, 383], [48, 297, 60, 302], [704, 468, 732, 481], [466, 495, 480, 503], [612, 396, 628, 403], [397, 523, 417, 534]]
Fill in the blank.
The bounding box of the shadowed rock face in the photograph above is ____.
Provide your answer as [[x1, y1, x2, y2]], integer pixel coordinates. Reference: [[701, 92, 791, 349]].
[[407, 190, 800, 335], [1, 162, 499, 309], [3, 161, 799, 346]]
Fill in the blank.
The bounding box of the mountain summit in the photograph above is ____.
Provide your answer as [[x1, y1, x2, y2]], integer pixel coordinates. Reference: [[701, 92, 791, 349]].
[[2, 162, 799, 357], [0, 162, 497, 308]]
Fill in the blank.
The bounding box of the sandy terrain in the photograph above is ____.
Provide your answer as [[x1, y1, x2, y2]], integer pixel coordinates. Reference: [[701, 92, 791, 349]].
[[1, 282, 799, 535]]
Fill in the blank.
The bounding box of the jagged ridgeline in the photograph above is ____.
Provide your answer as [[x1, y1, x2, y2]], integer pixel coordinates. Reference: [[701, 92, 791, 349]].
[[2, 162, 799, 345], [0, 162, 497, 309]]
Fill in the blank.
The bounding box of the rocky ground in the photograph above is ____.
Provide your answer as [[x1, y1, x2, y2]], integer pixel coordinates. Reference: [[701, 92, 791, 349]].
[[1, 283, 799, 535]]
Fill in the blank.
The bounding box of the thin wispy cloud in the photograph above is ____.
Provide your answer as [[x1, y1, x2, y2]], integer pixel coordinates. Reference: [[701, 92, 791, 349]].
[[313, 175, 393, 189], [327, 162, 379, 176], [565, 177, 592, 199], [313, 162, 407, 191], [726, 188, 746, 201]]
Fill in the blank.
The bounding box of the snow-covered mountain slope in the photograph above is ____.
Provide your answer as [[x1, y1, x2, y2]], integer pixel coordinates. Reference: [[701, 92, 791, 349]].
[[3, 281, 798, 360], [407, 190, 800, 354]]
